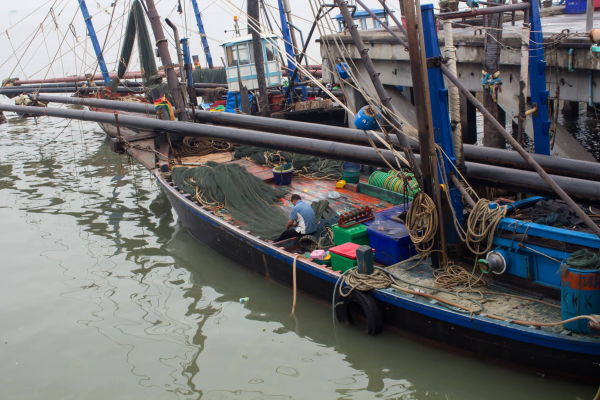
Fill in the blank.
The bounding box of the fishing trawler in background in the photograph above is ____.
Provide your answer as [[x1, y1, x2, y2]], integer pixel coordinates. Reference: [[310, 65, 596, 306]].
[[1, 0, 600, 386]]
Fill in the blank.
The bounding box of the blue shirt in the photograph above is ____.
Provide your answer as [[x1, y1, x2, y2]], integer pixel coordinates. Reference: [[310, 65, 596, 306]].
[[290, 200, 318, 235]]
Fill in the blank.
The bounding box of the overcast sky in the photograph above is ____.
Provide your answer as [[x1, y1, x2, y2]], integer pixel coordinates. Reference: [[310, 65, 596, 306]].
[[0, 0, 427, 81]]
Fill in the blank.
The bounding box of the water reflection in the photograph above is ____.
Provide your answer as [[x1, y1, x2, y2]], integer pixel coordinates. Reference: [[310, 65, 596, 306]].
[[0, 115, 596, 400]]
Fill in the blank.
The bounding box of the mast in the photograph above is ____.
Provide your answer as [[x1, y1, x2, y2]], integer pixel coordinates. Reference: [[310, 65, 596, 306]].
[[528, 0, 551, 155], [248, 0, 270, 116], [190, 0, 214, 69], [78, 0, 110, 84], [144, 0, 187, 121], [277, 0, 304, 101]]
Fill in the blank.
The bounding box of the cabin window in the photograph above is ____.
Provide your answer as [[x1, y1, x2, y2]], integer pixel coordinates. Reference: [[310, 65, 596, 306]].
[[226, 45, 237, 67], [365, 17, 375, 29], [237, 44, 250, 65], [353, 18, 364, 29], [264, 41, 275, 61]]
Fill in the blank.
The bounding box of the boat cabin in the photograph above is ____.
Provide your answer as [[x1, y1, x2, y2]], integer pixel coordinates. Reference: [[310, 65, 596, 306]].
[[332, 8, 393, 32], [221, 34, 283, 92]]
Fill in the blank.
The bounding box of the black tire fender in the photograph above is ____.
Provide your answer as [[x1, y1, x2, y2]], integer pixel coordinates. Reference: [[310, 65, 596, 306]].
[[334, 287, 383, 335]]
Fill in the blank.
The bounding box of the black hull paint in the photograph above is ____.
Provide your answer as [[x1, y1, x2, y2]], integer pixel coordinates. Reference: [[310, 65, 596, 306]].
[[159, 177, 600, 385]]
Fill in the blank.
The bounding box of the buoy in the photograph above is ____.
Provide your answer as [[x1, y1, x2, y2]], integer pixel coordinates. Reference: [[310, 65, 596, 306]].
[[336, 63, 350, 80], [354, 105, 382, 131]]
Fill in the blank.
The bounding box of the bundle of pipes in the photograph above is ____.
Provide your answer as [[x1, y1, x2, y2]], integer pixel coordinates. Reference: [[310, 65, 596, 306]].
[[7, 70, 167, 85], [27, 94, 600, 182], [0, 87, 342, 98], [8, 66, 322, 87], [8, 82, 230, 89], [4, 99, 600, 206]]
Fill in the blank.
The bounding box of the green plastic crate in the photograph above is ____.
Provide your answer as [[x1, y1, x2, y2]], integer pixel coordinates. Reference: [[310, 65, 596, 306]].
[[332, 224, 370, 246], [330, 252, 358, 272]]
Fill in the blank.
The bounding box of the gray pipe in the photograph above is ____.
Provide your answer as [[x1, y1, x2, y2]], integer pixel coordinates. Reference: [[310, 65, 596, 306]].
[[4, 103, 600, 205], [29, 94, 600, 181]]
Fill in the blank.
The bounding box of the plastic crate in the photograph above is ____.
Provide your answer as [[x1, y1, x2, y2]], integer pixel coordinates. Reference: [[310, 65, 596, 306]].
[[366, 219, 415, 266], [566, 0, 586, 13], [363, 204, 412, 227], [332, 224, 370, 246], [330, 252, 358, 272]]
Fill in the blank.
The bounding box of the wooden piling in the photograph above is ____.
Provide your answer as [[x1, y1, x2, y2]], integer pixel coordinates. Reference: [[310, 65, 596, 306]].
[[482, 0, 506, 149]]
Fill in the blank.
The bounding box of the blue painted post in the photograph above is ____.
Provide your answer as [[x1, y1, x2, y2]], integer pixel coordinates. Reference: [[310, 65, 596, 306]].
[[78, 0, 110, 85], [421, 4, 463, 243], [277, 0, 305, 101], [180, 38, 197, 105], [190, 0, 214, 69], [528, 0, 551, 155]]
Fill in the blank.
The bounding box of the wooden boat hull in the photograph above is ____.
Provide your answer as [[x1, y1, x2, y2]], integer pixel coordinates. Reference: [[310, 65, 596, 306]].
[[154, 170, 600, 385], [92, 107, 155, 138]]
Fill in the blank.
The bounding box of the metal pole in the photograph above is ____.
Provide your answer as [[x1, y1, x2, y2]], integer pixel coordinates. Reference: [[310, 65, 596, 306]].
[[451, 174, 476, 207], [248, 0, 270, 116], [280, 4, 335, 107], [587, 0, 594, 33], [180, 38, 198, 106], [377, 0, 408, 37], [190, 0, 214, 69], [528, 0, 551, 154], [30, 93, 600, 182], [401, 0, 434, 194], [440, 63, 600, 237], [281, 0, 300, 60], [333, 0, 424, 188], [78, 0, 111, 84], [355, 0, 409, 49], [144, 0, 187, 121], [517, 8, 530, 146], [437, 2, 529, 19], [165, 19, 189, 111], [8, 103, 600, 205]]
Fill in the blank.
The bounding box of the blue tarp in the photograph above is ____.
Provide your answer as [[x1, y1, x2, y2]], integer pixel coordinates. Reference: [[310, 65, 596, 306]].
[[225, 92, 254, 113]]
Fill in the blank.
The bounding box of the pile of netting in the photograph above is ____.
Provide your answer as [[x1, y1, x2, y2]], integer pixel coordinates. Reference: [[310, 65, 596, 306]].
[[179, 137, 232, 157], [171, 161, 289, 240], [234, 145, 343, 180], [563, 249, 600, 271]]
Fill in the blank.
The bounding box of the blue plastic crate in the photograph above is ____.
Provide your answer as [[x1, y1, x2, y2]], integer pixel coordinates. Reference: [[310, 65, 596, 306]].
[[363, 204, 411, 227], [566, 0, 586, 14], [366, 219, 415, 266]]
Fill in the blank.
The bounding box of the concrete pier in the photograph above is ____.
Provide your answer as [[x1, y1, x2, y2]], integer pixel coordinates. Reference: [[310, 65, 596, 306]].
[[319, 8, 600, 161]]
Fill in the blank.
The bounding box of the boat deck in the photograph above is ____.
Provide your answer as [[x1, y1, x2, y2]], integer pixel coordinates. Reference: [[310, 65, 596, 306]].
[[386, 261, 574, 335], [175, 152, 598, 340]]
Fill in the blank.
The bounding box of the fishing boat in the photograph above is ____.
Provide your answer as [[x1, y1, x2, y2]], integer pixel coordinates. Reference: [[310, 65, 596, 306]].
[[2, 0, 600, 387]]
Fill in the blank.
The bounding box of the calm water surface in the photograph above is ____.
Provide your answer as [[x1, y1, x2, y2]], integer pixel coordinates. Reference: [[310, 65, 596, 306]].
[[0, 114, 597, 400]]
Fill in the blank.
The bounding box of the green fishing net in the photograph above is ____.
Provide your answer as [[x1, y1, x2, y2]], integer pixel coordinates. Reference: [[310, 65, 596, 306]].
[[564, 249, 600, 271], [234, 145, 343, 180], [106, 1, 157, 93], [192, 68, 227, 84], [170, 162, 340, 242], [170, 161, 289, 240]]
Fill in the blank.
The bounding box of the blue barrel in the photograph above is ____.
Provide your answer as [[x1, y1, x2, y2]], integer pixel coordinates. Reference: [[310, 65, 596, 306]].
[[336, 63, 350, 80], [561, 266, 600, 333], [354, 105, 382, 131], [272, 163, 294, 185]]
